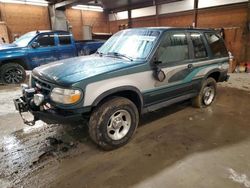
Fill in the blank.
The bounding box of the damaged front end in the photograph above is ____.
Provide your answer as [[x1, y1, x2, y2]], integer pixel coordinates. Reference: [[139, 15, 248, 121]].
[[14, 83, 85, 126], [14, 84, 44, 125]]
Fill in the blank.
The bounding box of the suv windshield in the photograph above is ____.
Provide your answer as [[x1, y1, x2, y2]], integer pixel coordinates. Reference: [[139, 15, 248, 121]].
[[98, 29, 160, 60], [13, 32, 36, 47]]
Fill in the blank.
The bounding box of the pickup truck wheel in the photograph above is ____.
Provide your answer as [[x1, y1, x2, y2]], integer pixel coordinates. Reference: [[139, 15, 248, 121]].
[[192, 77, 217, 108], [0, 63, 26, 84], [89, 97, 139, 150]]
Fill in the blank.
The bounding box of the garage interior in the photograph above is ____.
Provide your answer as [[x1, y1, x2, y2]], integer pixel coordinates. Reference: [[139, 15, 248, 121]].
[[0, 0, 250, 187]]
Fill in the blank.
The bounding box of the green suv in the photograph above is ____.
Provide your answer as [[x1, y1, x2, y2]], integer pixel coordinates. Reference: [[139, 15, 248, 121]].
[[14, 27, 229, 150]]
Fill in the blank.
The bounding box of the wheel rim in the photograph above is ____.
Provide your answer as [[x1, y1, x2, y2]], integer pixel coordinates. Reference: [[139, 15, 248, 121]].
[[3, 67, 24, 84], [203, 86, 215, 105], [107, 110, 132, 141]]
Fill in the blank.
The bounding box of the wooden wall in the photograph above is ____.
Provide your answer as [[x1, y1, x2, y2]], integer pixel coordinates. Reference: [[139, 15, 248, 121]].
[[66, 9, 110, 40], [0, 2, 248, 62], [0, 21, 9, 43], [0, 4, 110, 41], [197, 4, 248, 63], [0, 3, 50, 41], [109, 3, 249, 63]]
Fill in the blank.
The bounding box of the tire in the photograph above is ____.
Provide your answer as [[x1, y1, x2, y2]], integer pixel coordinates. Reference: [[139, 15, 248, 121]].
[[89, 97, 139, 150], [0, 63, 26, 84], [192, 77, 217, 108]]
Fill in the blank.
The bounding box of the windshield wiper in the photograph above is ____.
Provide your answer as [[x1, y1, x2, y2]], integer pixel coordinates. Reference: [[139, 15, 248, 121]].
[[107, 52, 133, 61]]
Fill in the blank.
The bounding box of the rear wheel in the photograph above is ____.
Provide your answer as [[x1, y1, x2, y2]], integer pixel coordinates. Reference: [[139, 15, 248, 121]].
[[89, 97, 139, 150], [192, 77, 217, 108], [0, 63, 26, 84]]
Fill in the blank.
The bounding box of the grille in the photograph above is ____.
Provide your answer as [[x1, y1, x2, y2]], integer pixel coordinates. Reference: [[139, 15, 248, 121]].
[[32, 76, 52, 96]]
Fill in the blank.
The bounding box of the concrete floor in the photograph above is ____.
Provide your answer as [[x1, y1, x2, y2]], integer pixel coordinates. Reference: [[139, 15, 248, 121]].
[[0, 73, 250, 188]]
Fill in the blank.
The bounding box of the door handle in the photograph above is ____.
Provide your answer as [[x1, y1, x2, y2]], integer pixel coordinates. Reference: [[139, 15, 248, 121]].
[[187, 64, 193, 69]]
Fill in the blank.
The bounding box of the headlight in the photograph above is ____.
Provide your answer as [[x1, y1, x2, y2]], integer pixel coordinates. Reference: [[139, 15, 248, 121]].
[[50, 88, 82, 105]]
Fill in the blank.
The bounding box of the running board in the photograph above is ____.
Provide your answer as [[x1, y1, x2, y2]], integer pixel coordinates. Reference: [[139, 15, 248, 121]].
[[142, 93, 197, 113]]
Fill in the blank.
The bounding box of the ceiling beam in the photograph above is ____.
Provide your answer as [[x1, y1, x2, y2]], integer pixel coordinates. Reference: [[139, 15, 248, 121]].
[[106, 0, 182, 13], [54, 0, 182, 11]]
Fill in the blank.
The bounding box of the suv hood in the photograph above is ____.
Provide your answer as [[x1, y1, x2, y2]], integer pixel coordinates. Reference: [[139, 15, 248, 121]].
[[33, 55, 136, 86]]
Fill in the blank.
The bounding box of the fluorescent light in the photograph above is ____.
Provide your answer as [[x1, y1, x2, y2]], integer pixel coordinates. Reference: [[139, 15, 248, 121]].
[[0, 0, 25, 4], [72, 5, 103, 12], [26, 0, 48, 3], [26, 1, 48, 6], [0, 0, 48, 6], [173, 34, 186, 37]]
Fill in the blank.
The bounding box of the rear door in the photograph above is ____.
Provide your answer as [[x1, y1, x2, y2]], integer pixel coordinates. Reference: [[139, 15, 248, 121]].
[[57, 32, 77, 60], [187, 31, 210, 91], [27, 33, 58, 68]]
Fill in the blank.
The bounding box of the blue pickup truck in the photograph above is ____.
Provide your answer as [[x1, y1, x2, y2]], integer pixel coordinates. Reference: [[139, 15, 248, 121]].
[[0, 30, 105, 84]]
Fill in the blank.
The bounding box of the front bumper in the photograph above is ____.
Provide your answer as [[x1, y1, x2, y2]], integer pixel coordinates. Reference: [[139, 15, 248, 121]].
[[14, 87, 87, 125]]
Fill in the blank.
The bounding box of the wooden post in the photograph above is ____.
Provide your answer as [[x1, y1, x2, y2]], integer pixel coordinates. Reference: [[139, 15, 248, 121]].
[[246, 1, 250, 62], [155, 0, 159, 27], [128, 9, 132, 28], [192, 0, 199, 28]]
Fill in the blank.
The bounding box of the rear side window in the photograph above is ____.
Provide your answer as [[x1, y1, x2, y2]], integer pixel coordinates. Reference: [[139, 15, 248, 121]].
[[36, 34, 55, 47], [205, 32, 228, 57], [157, 31, 189, 64], [58, 33, 71, 45], [190, 32, 207, 59]]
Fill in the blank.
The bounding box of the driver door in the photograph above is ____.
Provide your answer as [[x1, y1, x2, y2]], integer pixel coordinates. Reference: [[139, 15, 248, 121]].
[[27, 34, 58, 69], [144, 31, 193, 105]]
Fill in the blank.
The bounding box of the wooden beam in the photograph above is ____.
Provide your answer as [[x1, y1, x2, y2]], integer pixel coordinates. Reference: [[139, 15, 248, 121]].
[[192, 0, 198, 27], [155, 0, 159, 26], [245, 1, 250, 61], [128, 8, 132, 28]]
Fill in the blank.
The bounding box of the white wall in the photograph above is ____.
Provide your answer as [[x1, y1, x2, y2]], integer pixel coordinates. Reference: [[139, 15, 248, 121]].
[[158, 0, 193, 15], [109, 0, 248, 21], [109, 11, 128, 21], [132, 6, 156, 18], [198, 0, 248, 8]]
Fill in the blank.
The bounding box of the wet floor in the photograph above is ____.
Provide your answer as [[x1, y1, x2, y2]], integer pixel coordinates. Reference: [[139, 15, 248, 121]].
[[0, 84, 250, 188]]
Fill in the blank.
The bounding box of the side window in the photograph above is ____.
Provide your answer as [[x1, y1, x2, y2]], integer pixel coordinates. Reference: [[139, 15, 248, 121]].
[[190, 32, 207, 59], [58, 33, 71, 45], [36, 34, 55, 47], [205, 32, 228, 57], [157, 31, 189, 65]]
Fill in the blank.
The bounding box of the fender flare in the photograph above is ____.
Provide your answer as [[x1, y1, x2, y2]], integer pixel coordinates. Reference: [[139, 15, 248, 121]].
[[92, 86, 144, 111], [203, 68, 221, 81], [1, 57, 30, 70]]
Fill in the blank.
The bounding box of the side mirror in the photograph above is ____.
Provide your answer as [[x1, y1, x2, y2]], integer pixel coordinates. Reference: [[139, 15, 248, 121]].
[[152, 58, 165, 82], [154, 60, 162, 65], [155, 69, 166, 82], [31, 42, 40, 49]]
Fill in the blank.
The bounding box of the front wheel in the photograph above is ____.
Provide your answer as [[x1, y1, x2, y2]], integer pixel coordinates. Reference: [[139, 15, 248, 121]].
[[0, 63, 26, 84], [88, 97, 139, 150], [192, 77, 217, 108]]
